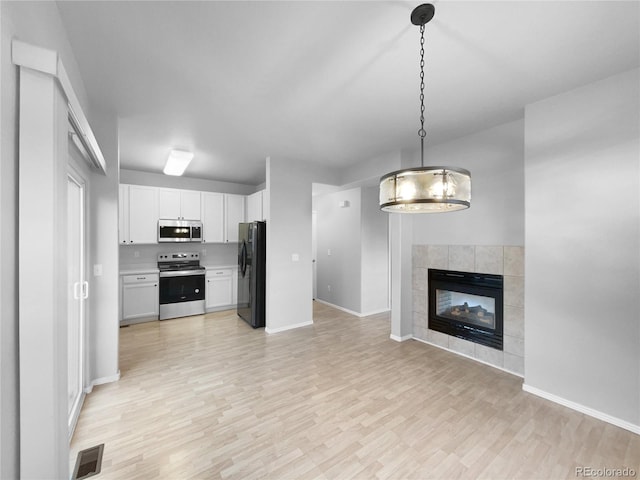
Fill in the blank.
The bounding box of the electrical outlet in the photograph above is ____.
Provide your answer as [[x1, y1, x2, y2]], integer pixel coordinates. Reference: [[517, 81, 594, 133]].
[[134, 251, 140, 258], [291, 253, 299, 262], [327, 249, 331, 256], [327, 285, 331, 292]]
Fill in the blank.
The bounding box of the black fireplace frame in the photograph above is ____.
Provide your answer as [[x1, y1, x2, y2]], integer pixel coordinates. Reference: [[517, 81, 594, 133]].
[[428, 269, 504, 350]]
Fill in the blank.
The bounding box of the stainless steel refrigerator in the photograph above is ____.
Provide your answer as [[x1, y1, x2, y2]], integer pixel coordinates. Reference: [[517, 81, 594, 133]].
[[237, 221, 266, 328]]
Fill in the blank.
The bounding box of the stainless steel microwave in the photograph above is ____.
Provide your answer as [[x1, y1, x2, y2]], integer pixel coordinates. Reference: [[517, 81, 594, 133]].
[[158, 219, 203, 243]]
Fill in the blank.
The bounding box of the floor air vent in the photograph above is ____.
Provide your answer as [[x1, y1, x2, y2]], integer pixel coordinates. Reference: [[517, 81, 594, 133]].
[[72, 444, 104, 480]]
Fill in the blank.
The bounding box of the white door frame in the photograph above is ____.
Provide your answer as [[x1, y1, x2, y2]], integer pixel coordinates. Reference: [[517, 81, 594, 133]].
[[312, 210, 317, 300], [67, 168, 87, 440]]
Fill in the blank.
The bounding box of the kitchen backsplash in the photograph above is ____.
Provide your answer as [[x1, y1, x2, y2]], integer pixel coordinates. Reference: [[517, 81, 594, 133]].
[[119, 243, 238, 267]]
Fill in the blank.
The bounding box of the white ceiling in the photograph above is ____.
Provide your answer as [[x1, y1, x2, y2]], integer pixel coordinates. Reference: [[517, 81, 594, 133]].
[[56, 1, 639, 186]]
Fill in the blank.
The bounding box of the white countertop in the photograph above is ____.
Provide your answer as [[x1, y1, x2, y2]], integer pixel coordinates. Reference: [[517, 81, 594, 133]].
[[119, 264, 159, 275], [120, 264, 237, 275]]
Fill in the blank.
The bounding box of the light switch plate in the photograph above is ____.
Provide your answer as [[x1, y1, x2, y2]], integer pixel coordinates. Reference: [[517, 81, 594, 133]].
[[93, 264, 103, 277]]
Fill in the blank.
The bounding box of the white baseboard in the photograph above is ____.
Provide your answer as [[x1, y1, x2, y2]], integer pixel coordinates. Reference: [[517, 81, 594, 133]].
[[390, 333, 413, 342], [314, 299, 360, 317], [68, 392, 86, 441], [522, 384, 640, 435], [315, 299, 390, 318], [84, 370, 121, 393], [412, 336, 524, 378], [361, 307, 391, 317], [265, 321, 313, 334]]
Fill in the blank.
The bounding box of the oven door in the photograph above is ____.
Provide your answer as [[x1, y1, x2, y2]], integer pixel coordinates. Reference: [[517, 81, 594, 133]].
[[159, 271, 205, 304]]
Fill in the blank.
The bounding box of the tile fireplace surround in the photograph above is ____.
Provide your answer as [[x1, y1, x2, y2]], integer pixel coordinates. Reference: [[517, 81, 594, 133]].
[[412, 245, 525, 376]]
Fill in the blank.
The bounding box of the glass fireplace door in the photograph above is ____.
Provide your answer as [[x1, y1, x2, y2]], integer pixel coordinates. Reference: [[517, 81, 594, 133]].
[[435, 289, 496, 329]]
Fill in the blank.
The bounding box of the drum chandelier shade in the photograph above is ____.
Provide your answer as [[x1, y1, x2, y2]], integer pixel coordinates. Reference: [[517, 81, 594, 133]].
[[379, 3, 471, 213], [380, 166, 471, 213]]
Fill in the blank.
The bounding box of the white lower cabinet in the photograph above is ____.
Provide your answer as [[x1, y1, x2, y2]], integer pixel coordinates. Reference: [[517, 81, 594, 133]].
[[206, 268, 236, 310], [121, 273, 159, 325]]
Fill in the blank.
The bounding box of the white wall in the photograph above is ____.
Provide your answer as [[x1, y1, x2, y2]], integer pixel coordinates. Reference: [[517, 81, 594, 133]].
[[360, 186, 389, 314], [339, 150, 402, 187], [412, 119, 525, 246], [88, 110, 120, 384], [0, 6, 18, 477], [315, 187, 363, 313], [315, 186, 389, 316], [120, 168, 255, 195], [0, 2, 92, 477], [524, 69, 640, 428], [265, 157, 337, 332]]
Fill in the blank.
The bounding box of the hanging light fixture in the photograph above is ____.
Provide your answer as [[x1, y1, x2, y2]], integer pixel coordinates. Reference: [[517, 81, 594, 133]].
[[379, 3, 471, 213]]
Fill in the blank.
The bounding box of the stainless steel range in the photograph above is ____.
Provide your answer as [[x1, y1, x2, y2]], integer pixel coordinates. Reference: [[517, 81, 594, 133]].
[[158, 252, 205, 320]]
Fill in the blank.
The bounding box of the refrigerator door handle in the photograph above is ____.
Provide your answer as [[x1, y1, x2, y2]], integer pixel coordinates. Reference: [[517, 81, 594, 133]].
[[239, 241, 247, 277]]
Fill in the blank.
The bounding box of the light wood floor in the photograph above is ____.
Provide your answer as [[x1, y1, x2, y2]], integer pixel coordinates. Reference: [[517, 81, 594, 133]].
[[70, 302, 639, 479]]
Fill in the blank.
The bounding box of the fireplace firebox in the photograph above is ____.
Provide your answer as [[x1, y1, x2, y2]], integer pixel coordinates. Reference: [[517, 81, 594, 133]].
[[428, 269, 503, 350]]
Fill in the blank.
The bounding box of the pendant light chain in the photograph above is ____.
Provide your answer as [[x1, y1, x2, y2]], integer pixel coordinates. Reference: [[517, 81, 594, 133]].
[[418, 24, 426, 167], [378, 4, 471, 214]]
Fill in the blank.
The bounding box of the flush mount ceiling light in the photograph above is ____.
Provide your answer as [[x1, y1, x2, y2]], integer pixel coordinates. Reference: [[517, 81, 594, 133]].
[[380, 3, 471, 213], [163, 149, 194, 176]]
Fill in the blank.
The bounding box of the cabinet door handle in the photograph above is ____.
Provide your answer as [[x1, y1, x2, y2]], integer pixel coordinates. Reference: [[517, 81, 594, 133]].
[[82, 281, 89, 300], [137, 277, 146, 280]]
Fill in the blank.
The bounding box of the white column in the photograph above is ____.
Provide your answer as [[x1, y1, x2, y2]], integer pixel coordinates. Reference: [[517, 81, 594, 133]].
[[18, 66, 69, 479], [265, 157, 314, 333], [389, 213, 413, 341]]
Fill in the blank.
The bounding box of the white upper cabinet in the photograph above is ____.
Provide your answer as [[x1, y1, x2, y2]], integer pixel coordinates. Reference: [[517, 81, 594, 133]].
[[246, 190, 264, 222], [225, 194, 245, 243], [119, 183, 247, 245], [158, 188, 201, 220], [126, 185, 158, 244], [180, 190, 201, 220], [201, 192, 224, 243], [158, 188, 180, 219], [202, 192, 246, 243]]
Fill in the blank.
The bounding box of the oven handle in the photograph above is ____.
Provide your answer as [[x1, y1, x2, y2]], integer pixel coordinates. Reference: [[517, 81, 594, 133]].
[[159, 269, 206, 278]]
